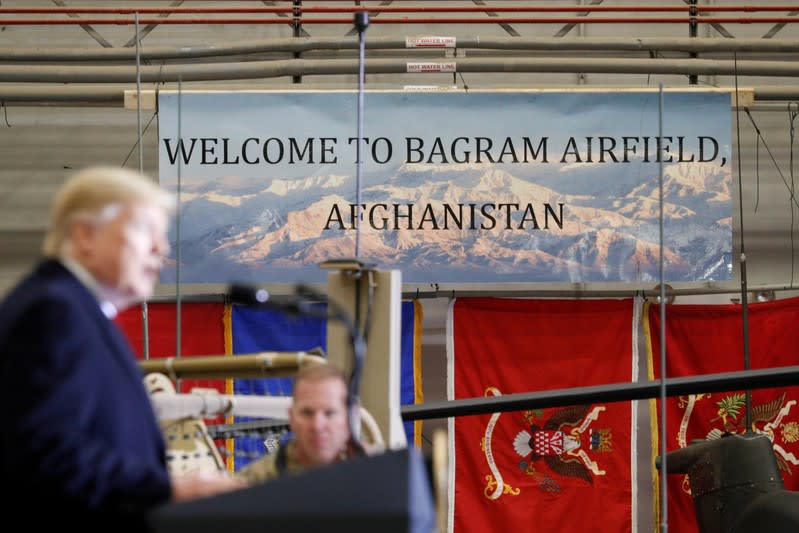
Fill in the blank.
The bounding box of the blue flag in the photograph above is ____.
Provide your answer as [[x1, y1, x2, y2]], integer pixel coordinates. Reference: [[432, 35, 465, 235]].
[[231, 300, 421, 469]]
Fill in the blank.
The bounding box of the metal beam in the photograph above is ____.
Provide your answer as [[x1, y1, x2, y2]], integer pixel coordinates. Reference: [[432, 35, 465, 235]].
[[401, 364, 799, 421]]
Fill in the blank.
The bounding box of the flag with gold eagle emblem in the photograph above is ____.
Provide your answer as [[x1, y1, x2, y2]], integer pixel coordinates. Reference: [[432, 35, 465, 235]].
[[646, 297, 799, 533], [449, 297, 640, 532]]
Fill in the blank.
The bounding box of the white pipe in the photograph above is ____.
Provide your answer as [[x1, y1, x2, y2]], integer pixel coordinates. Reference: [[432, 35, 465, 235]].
[[3, 36, 799, 62], [150, 391, 292, 420], [3, 56, 799, 84], [149, 392, 386, 447]]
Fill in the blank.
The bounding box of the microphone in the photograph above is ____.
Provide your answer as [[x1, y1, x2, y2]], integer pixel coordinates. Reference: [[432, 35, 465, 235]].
[[227, 283, 270, 306], [354, 11, 369, 33], [227, 283, 329, 320]]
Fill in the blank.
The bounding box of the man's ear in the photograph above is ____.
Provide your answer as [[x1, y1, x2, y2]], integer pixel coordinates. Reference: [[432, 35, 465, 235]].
[[68, 219, 96, 256]]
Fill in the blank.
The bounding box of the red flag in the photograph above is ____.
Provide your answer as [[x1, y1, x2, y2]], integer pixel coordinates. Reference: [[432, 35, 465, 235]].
[[450, 297, 637, 532], [115, 302, 227, 396], [646, 297, 799, 533]]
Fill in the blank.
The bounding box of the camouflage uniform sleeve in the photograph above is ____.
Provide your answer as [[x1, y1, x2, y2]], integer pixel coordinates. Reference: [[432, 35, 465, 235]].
[[237, 449, 280, 485]]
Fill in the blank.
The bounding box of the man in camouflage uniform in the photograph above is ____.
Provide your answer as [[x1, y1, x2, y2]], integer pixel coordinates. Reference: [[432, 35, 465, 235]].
[[239, 364, 354, 483]]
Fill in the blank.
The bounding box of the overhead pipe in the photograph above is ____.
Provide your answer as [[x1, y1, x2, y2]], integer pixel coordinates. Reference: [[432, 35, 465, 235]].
[[2, 56, 799, 84], [4, 36, 799, 62], [0, 6, 682, 15], [2, 16, 799, 26], [751, 86, 799, 100], [0, 85, 129, 104], [2, 5, 799, 14], [139, 352, 327, 380]]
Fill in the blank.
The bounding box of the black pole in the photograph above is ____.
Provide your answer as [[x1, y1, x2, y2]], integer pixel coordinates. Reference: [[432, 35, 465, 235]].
[[349, 11, 371, 452], [292, 0, 302, 84], [734, 53, 754, 434], [688, 0, 698, 85], [353, 10, 368, 260], [401, 364, 799, 421]]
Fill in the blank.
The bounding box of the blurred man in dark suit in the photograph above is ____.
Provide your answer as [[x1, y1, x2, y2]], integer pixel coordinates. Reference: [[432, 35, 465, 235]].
[[0, 166, 243, 531]]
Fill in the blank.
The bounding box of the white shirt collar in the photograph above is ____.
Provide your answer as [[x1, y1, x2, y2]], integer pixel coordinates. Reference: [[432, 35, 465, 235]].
[[58, 256, 119, 319]]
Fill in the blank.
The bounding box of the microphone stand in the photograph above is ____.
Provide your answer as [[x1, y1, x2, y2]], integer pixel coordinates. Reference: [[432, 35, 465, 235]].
[[353, 11, 369, 259], [227, 11, 374, 458], [345, 10, 370, 454], [294, 284, 368, 455]]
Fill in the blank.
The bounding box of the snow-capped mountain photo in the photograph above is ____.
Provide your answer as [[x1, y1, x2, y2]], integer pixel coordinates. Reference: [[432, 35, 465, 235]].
[[158, 90, 733, 284]]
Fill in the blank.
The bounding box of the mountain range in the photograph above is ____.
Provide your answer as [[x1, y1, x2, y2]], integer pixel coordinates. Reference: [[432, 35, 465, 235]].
[[160, 159, 732, 285]]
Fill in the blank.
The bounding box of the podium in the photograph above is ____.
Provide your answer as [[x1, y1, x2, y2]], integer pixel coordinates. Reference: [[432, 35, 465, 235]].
[[148, 448, 436, 533]]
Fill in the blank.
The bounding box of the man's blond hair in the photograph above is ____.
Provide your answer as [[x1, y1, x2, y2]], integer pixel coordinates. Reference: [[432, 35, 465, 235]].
[[42, 166, 174, 256], [295, 363, 348, 389]]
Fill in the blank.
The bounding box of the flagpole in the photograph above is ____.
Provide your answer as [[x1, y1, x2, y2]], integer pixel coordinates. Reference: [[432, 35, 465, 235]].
[[657, 82, 669, 533]]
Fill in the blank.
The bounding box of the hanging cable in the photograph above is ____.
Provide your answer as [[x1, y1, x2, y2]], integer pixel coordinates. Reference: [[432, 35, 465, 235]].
[[120, 111, 158, 168], [754, 121, 761, 213], [742, 108, 799, 212], [1, 103, 10, 127], [457, 71, 470, 91], [788, 102, 799, 286]]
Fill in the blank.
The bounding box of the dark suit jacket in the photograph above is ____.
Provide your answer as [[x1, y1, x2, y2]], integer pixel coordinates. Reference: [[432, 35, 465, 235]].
[[0, 259, 171, 530]]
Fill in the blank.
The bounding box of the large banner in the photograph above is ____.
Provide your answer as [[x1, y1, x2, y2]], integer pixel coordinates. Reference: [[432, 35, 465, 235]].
[[448, 297, 640, 532], [158, 90, 732, 285]]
